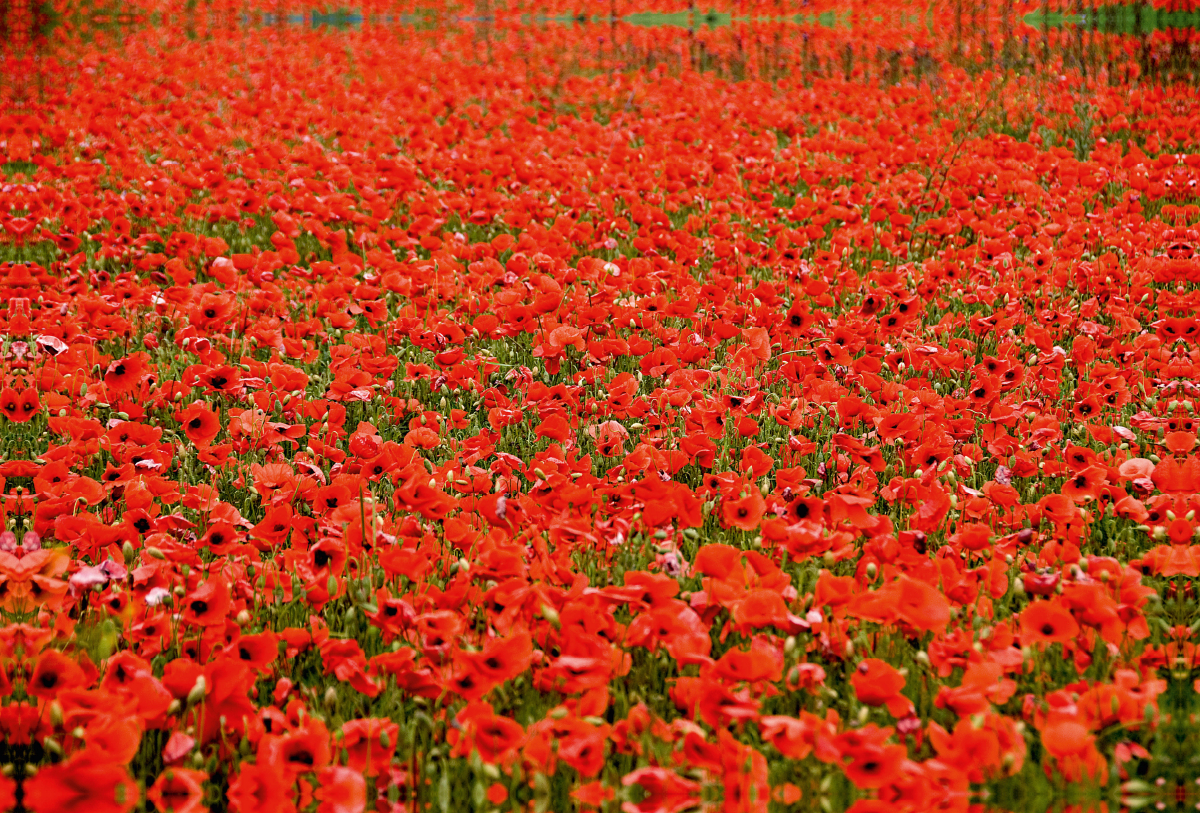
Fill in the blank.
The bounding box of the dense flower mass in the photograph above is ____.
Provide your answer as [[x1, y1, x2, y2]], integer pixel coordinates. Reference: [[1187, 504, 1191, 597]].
[[0, 0, 1199, 810]]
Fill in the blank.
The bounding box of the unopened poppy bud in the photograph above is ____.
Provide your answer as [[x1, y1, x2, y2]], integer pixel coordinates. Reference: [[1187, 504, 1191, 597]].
[[0, 765, 11, 777], [186, 677, 207, 706], [146, 547, 165, 560], [48, 702, 63, 727], [856, 706, 870, 724], [822, 551, 836, 568], [122, 541, 137, 565], [914, 651, 930, 666], [866, 563, 877, 580], [784, 636, 796, 654], [44, 738, 62, 756], [324, 686, 338, 710], [236, 610, 251, 626], [540, 604, 561, 629], [167, 700, 181, 716]]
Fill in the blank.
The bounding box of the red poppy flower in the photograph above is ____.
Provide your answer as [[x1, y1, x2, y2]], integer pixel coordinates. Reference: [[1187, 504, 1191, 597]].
[[722, 490, 766, 531], [22, 751, 138, 813], [0, 387, 39, 422], [1020, 599, 1081, 645], [851, 659, 914, 717], [146, 768, 208, 813], [313, 767, 366, 813], [181, 402, 221, 446], [226, 761, 292, 813], [104, 353, 149, 394]]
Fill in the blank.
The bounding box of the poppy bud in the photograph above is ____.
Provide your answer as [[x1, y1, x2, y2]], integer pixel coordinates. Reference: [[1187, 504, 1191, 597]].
[[167, 700, 181, 716], [324, 686, 338, 710], [43, 738, 62, 756], [540, 604, 561, 629], [186, 677, 207, 706], [48, 702, 63, 727], [122, 540, 137, 565]]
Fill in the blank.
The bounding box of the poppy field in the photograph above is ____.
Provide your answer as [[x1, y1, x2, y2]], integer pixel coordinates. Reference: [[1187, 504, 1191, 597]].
[[1, 0, 1199, 811]]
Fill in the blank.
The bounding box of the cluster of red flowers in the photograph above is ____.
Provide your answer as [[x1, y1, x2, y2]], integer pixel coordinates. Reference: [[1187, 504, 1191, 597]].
[[0, 0, 1198, 811]]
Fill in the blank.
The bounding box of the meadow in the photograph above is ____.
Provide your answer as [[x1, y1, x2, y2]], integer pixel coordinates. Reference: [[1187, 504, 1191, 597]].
[[0, 0, 1199, 811]]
